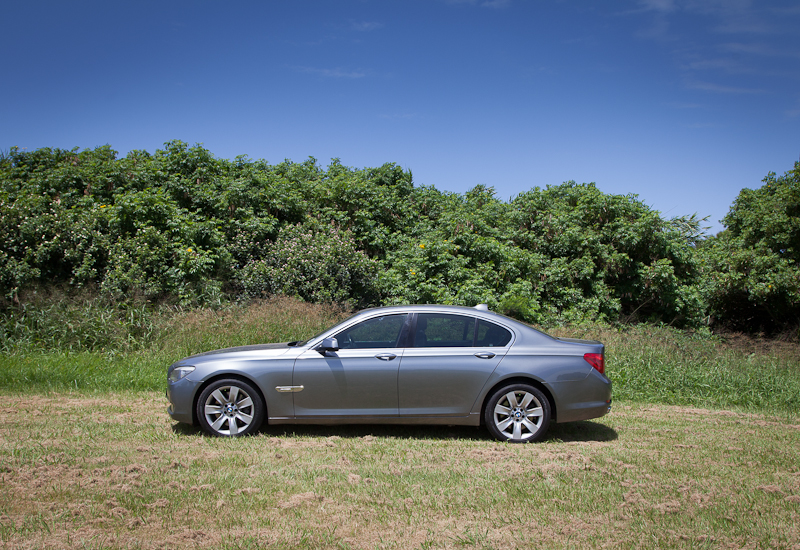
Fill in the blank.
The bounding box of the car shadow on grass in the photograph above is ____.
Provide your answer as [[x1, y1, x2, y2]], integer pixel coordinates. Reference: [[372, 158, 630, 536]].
[[171, 420, 617, 443], [545, 420, 618, 443]]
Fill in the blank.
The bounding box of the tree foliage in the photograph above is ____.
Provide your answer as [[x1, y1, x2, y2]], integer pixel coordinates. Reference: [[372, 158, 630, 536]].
[[699, 161, 800, 332], [1, 142, 798, 332]]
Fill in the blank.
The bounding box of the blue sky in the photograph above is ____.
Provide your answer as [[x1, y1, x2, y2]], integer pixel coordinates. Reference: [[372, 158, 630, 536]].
[[3, 0, 799, 235]]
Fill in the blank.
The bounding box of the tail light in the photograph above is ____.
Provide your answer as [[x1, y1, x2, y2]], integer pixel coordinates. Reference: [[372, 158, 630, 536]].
[[584, 353, 605, 375]]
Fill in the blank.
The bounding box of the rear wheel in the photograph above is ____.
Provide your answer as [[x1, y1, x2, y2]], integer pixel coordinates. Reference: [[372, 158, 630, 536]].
[[484, 384, 550, 443], [196, 379, 264, 437]]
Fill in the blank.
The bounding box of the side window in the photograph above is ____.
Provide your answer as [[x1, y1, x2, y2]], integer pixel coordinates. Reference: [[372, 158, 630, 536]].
[[476, 319, 512, 347], [335, 314, 407, 349], [414, 314, 476, 347]]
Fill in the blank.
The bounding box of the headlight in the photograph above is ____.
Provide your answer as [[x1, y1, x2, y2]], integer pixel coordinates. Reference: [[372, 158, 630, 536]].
[[168, 366, 195, 383]]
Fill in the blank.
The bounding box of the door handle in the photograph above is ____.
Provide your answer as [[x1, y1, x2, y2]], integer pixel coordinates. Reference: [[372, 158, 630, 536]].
[[375, 353, 397, 361], [474, 352, 496, 359]]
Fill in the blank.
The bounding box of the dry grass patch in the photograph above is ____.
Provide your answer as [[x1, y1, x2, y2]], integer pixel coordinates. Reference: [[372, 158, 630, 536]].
[[0, 393, 799, 549], [156, 297, 350, 359]]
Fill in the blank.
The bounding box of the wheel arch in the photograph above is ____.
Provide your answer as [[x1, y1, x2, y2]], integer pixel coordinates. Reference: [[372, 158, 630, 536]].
[[191, 373, 268, 426], [479, 377, 557, 425]]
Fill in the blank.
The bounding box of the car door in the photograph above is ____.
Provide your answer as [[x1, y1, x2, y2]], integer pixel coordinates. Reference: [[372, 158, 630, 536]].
[[292, 313, 409, 418], [398, 314, 512, 417]]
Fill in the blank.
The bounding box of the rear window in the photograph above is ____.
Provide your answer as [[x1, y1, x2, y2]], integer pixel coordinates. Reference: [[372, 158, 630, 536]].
[[476, 319, 512, 347]]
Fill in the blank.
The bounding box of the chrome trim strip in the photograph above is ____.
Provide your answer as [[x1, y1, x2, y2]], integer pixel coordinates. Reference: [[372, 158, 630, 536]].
[[275, 385, 304, 393]]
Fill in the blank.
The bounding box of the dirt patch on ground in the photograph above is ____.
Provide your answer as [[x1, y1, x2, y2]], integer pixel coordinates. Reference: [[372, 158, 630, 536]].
[[716, 330, 800, 356]]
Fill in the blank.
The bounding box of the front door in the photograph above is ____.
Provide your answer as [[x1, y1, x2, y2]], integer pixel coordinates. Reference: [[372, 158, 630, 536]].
[[292, 313, 408, 418]]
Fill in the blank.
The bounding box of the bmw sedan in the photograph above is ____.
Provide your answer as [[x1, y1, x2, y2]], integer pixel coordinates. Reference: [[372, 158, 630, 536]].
[[166, 304, 611, 442]]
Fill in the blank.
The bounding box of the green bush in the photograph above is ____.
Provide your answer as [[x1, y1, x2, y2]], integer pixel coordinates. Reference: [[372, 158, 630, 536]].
[[237, 220, 380, 307], [2, 141, 797, 334], [699, 161, 800, 333]]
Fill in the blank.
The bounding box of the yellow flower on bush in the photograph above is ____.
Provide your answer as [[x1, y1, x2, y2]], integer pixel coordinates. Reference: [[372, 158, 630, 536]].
[[187, 247, 193, 253], [419, 244, 425, 249]]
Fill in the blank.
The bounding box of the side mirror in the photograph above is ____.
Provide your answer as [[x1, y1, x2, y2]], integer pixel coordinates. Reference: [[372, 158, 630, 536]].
[[317, 337, 339, 355]]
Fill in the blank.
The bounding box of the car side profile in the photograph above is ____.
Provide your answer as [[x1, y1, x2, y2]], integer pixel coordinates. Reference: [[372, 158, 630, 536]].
[[166, 304, 611, 442]]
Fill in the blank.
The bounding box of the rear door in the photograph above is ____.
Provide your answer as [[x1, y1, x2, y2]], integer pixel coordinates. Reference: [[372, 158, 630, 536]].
[[398, 314, 512, 417]]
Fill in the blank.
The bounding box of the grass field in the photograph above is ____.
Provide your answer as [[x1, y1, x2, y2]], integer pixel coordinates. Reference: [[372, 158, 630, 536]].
[[0, 394, 798, 549], [1, 298, 799, 548]]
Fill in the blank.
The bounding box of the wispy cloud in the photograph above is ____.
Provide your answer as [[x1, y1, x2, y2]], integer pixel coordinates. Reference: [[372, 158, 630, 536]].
[[628, 0, 676, 39], [631, 0, 774, 39], [635, 17, 671, 40], [666, 101, 705, 109], [713, 19, 770, 34], [443, 0, 512, 8], [786, 97, 800, 118], [719, 42, 800, 59], [687, 1, 770, 34], [350, 21, 383, 32], [296, 66, 366, 79], [638, 0, 676, 13], [481, 0, 511, 8], [772, 5, 800, 16], [686, 81, 765, 94], [623, 0, 798, 105], [379, 113, 419, 120]]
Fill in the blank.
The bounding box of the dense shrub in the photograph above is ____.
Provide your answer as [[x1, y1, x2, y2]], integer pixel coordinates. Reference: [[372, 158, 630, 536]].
[[699, 161, 800, 332], [1, 142, 798, 334], [237, 221, 380, 307]]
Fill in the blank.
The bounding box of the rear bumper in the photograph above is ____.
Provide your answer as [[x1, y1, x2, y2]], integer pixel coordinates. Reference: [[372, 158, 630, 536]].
[[551, 371, 612, 424]]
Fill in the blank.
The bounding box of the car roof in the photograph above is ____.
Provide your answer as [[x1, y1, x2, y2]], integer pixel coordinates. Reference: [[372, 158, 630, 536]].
[[347, 304, 538, 332], [352, 303, 502, 317]]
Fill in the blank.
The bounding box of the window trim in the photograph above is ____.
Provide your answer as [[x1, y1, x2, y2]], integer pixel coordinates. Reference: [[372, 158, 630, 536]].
[[407, 313, 514, 349], [333, 313, 410, 349]]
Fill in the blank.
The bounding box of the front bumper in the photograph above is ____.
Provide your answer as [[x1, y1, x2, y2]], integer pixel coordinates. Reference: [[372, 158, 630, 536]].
[[166, 376, 200, 424]]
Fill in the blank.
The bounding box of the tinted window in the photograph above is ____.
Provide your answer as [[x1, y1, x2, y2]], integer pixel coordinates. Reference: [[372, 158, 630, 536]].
[[476, 319, 512, 347], [414, 314, 476, 347], [335, 314, 407, 349]]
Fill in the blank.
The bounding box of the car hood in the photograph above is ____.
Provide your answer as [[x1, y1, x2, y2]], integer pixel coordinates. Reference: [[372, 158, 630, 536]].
[[186, 342, 296, 359]]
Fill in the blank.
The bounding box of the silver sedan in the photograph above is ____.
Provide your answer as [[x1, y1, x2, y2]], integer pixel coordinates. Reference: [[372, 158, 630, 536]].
[[166, 304, 611, 442]]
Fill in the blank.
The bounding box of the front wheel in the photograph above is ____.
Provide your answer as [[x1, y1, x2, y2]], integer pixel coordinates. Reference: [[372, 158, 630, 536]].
[[196, 379, 265, 437], [484, 384, 551, 443]]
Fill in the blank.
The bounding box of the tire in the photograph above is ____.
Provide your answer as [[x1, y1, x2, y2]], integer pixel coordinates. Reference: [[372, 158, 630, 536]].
[[196, 379, 265, 437], [484, 384, 551, 443]]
